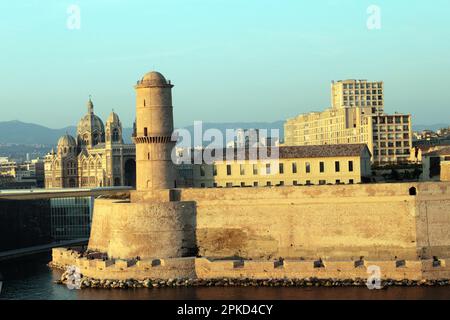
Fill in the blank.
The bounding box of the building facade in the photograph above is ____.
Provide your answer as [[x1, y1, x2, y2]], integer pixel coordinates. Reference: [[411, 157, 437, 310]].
[[285, 80, 412, 165], [0, 157, 45, 189], [189, 144, 371, 188], [422, 146, 450, 181], [44, 99, 136, 188], [331, 79, 384, 113]]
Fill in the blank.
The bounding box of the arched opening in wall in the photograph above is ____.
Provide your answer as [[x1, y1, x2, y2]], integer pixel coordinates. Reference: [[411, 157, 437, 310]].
[[124, 159, 136, 188], [114, 178, 121, 186], [112, 129, 120, 142], [93, 134, 99, 146], [409, 187, 417, 196]]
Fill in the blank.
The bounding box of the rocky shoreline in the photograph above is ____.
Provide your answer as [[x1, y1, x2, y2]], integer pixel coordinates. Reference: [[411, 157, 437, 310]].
[[50, 261, 450, 289], [55, 273, 450, 290]]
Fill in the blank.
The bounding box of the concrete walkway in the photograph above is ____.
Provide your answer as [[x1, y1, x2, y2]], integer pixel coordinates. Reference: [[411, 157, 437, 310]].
[[0, 238, 88, 262]]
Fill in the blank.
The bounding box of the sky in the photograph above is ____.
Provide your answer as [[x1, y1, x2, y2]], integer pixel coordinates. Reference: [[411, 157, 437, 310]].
[[0, 0, 449, 129]]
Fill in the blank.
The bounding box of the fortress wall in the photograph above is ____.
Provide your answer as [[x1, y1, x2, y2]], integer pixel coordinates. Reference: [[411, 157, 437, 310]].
[[88, 200, 197, 260], [415, 183, 450, 259], [52, 249, 450, 281], [98, 182, 450, 262], [178, 182, 450, 260]]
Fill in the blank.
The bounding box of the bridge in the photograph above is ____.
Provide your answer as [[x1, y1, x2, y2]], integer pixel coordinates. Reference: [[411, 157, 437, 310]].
[[0, 186, 132, 200], [0, 187, 132, 261]]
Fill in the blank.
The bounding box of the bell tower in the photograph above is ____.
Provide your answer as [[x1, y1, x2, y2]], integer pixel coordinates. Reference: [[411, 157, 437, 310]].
[[134, 71, 176, 190]]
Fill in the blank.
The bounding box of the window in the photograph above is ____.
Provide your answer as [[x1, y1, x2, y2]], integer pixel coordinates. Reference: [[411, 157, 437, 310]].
[[241, 182, 246, 187], [143, 99, 146, 106], [266, 163, 271, 175], [292, 162, 297, 174], [213, 182, 218, 187], [226, 182, 233, 188], [348, 161, 354, 172], [200, 183, 205, 188], [319, 180, 326, 185], [227, 165, 232, 176], [112, 129, 120, 142], [266, 181, 272, 187], [200, 166, 205, 177], [144, 127, 148, 137], [319, 162, 325, 173], [306, 180, 311, 185], [240, 164, 245, 176], [305, 162, 310, 173], [349, 179, 354, 184], [336, 180, 341, 184], [279, 163, 284, 174], [279, 181, 284, 186], [253, 181, 258, 187], [253, 164, 258, 175], [293, 180, 298, 186], [213, 165, 217, 176], [335, 161, 340, 172]]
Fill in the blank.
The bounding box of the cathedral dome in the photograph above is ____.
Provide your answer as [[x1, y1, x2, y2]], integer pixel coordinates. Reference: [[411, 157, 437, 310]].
[[57, 134, 77, 148], [76, 98, 105, 147], [141, 71, 168, 85], [77, 114, 105, 136]]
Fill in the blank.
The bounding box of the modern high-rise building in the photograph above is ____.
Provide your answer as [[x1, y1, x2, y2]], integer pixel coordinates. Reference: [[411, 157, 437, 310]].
[[331, 79, 384, 114], [284, 80, 412, 164]]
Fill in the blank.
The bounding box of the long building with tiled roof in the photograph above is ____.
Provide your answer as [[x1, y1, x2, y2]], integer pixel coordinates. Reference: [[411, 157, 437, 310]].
[[181, 143, 372, 188]]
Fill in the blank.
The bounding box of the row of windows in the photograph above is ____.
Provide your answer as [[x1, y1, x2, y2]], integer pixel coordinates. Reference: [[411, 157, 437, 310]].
[[373, 125, 410, 132], [199, 179, 356, 188], [343, 94, 382, 100], [342, 83, 382, 89], [374, 149, 410, 156], [373, 116, 410, 124], [375, 133, 410, 140], [199, 161, 355, 177], [343, 89, 383, 95], [376, 141, 410, 148], [344, 101, 382, 107]]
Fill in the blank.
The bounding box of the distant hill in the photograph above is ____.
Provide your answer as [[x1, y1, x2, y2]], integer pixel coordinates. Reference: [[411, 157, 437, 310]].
[[412, 124, 449, 132], [0, 120, 448, 147], [0, 120, 284, 146], [0, 121, 76, 145], [0, 121, 134, 145]]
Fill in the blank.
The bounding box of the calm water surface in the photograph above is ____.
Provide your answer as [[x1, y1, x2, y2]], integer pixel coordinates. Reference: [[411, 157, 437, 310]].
[[1, 253, 449, 300]]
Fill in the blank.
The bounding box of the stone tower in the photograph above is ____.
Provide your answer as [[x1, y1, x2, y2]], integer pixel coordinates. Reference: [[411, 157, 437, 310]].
[[134, 71, 176, 190]]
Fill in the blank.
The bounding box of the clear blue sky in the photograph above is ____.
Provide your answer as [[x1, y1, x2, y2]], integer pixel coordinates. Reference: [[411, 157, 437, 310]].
[[0, 0, 449, 129]]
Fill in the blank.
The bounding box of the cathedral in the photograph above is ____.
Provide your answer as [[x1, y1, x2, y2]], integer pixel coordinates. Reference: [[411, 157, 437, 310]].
[[44, 98, 136, 188]]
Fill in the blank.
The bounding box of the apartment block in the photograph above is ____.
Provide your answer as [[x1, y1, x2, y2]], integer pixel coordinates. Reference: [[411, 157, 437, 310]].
[[331, 79, 384, 114], [284, 80, 412, 164]]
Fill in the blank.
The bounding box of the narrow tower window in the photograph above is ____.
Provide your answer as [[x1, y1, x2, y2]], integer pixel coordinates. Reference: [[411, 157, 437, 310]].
[[144, 128, 148, 137]]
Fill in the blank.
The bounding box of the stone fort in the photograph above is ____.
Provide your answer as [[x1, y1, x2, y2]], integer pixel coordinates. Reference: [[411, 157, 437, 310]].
[[52, 71, 450, 282]]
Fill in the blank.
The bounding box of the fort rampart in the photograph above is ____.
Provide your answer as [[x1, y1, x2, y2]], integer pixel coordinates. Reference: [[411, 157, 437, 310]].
[[53, 182, 450, 282]]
